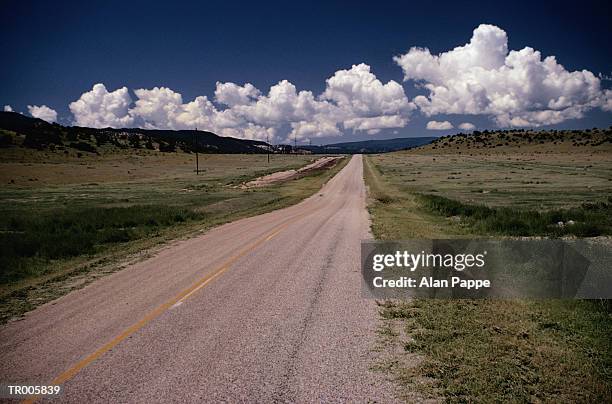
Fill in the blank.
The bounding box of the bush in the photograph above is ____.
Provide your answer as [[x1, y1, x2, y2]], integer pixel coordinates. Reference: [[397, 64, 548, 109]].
[[23, 130, 63, 149], [69, 141, 97, 153], [0, 133, 13, 147], [159, 141, 176, 152]]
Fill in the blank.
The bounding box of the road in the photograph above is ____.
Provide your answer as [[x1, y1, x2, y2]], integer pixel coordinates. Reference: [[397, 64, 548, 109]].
[[0, 155, 396, 403]]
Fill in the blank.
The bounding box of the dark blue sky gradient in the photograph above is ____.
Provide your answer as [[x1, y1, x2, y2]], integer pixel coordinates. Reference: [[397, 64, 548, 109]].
[[1, 0, 610, 140]]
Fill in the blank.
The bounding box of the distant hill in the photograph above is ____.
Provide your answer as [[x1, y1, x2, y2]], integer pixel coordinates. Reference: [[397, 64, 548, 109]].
[[410, 128, 612, 154], [0, 112, 272, 154], [0, 112, 437, 155], [303, 137, 436, 154]]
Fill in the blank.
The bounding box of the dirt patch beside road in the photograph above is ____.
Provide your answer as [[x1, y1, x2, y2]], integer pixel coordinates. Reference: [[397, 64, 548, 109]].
[[242, 156, 342, 188]]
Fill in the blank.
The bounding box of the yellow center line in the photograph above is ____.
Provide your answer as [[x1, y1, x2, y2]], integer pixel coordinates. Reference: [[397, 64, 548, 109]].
[[22, 207, 317, 404]]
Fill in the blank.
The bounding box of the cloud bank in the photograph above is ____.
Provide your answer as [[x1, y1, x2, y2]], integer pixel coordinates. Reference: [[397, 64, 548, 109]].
[[67, 63, 413, 142], [394, 24, 610, 127], [14, 24, 609, 140]]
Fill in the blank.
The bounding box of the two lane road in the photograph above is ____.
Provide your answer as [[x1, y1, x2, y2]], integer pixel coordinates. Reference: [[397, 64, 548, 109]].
[[0, 155, 396, 402]]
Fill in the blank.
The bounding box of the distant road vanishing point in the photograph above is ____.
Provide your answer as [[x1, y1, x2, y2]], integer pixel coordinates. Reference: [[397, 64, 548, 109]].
[[0, 155, 397, 403]]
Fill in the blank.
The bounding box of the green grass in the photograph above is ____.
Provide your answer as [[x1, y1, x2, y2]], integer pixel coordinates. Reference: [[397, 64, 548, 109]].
[[0, 205, 204, 284], [363, 154, 460, 239], [419, 193, 612, 237], [363, 153, 612, 403], [0, 152, 347, 322], [380, 299, 612, 403], [367, 149, 612, 210]]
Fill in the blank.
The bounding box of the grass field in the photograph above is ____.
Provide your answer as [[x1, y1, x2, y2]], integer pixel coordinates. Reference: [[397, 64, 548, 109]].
[[364, 139, 612, 402], [371, 149, 612, 210], [0, 149, 346, 322]]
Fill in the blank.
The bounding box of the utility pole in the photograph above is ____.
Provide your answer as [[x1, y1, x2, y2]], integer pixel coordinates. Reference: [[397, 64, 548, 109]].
[[194, 127, 199, 175], [294, 134, 297, 154], [266, 132, 270, 164]]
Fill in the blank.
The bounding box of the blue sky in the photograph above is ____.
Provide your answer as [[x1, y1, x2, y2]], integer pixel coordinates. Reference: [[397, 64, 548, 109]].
[[1, 0, 610, 143]]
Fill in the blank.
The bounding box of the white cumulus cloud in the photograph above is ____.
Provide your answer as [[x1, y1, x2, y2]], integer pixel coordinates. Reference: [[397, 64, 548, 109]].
[[232, 80, 323, 127], [426, 120, 453, 130], [214, 82, 260, 107], [65, 28, 610, 142], [66, 62, 417, 141], [345, 115, 407, 132], [313, 63, 415, 138], [602, 89, 612, 112], [217, 123, 276, 141], [394, 24, 609, 127], [130, 86, 218, 130], [458, 122, 476, 131], [69, 83, 133, 128], [4, 105, 13, 112], [322, 63, 414, 117], [27, 104, 57, 122], [290, 120, 341, 139]]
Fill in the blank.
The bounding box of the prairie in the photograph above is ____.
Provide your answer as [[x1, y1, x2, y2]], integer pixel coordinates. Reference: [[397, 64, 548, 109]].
[[365, 131, 612, 402], [0, 148, 345, 322]]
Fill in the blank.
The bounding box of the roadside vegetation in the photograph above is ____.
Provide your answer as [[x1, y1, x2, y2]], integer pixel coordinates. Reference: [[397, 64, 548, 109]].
[[419, 194, 612, 237], [364, 131, 612, 402], [378, 299, 611, 403], [0, 205, 202, 284], [0, 149, 347, 322]]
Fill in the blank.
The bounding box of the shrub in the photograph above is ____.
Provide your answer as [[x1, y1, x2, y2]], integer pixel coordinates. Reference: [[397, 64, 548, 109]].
[[69, 141, 97, 153]]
